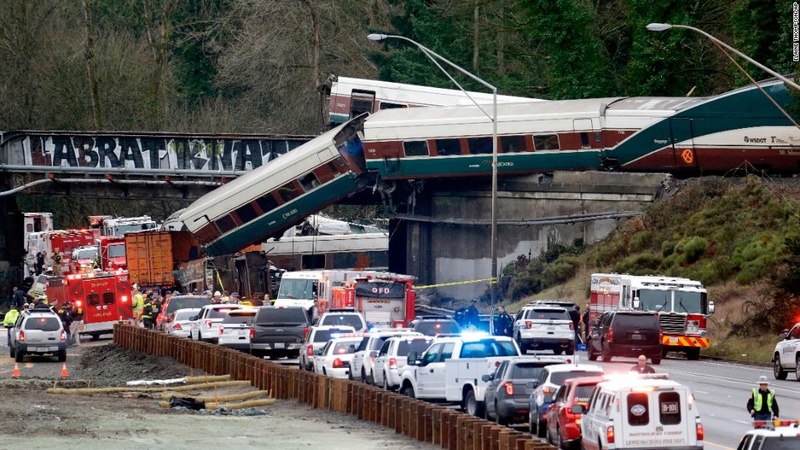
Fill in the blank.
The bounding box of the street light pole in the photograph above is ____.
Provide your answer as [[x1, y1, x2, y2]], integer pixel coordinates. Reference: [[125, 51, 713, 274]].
[[646, 23, 800, 91], [367, 33, 499, 312]]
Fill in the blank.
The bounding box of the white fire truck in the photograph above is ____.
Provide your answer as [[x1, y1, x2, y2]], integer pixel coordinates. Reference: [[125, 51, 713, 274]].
[[589, 273, 715, 360]]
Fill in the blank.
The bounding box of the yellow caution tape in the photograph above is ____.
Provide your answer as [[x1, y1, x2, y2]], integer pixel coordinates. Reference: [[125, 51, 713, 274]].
[[416, 278, 497, 289]]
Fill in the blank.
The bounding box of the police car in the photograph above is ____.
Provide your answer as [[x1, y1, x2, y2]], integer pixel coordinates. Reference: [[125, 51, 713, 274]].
[[737, 420, 800, 449], [773, 323, 800, 380]]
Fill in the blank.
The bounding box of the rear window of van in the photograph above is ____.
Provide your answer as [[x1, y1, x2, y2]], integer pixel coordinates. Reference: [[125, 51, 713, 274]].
[[24, 316, 61, 331]]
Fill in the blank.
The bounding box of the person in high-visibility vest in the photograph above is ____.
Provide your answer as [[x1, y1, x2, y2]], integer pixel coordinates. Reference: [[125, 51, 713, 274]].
[[748, 375, 779, 421], [131, 284, 144, 327], [3, 306, 20, 347]]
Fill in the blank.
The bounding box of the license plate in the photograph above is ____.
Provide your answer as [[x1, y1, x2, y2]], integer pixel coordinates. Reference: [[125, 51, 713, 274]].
[[669, 337, 679, 343], [274, 343, 285, 349], [630, 334, 643, 340], [547, 326, 555, 331]]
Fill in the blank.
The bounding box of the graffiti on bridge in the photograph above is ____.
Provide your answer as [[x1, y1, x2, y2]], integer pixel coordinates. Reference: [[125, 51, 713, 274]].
[[22, 135, 307, 172]]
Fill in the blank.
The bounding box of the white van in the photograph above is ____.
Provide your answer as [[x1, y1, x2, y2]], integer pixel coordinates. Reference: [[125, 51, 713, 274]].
[[580, 374, 703, 450]]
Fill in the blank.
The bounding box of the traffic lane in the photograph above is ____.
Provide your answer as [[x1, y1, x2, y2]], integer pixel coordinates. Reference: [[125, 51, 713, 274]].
[[0, 331, 110, 378], [590, 355, 791, 449]]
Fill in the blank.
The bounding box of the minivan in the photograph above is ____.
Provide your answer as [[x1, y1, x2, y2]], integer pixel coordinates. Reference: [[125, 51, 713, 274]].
[[587, 311, 662, 364]]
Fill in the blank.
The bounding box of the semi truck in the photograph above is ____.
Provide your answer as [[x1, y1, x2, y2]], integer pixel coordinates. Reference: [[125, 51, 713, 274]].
[[589, 273, 715, 360]]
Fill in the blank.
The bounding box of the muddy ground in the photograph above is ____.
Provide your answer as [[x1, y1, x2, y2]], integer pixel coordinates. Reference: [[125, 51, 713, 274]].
[[0, 340, 437, 449]]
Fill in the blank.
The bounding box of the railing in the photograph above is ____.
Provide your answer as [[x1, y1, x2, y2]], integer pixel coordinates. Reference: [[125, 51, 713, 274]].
[[113, 324, 556, 450]]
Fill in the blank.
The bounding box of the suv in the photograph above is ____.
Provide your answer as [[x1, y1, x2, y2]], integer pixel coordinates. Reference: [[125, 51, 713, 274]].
[[737, 421, 800, 449], [157, 294, 213, 331], [545, 375, 605, 449], [772, 323, 800, 380], [189, 304, 243, 342], [10, 308, 67, 362], [318, 310, 367, 332], [513, 306, 575, 355], [299, 325, 357, 371], [587, 310, 662, 364], [351, 329, 421, 384], [483, 355, 569, 425], [218, 308, 257, 353], [528, 363, 604, 437], [250, 306, 311, 359], [373, 335, 435, 390], [409, 316, 462, 336]]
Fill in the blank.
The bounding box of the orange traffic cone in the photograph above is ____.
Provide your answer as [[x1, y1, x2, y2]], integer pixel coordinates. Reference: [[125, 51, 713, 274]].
[[60, 362, 69, 378], [12, 362, 20, 378]]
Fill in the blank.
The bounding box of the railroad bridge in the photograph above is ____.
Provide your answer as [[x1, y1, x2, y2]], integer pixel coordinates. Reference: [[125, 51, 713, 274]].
[[0, 130, 669, 300]]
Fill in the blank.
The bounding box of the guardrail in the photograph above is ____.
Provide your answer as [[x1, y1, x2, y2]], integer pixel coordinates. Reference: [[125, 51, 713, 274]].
[[114, 324, 556, 450]]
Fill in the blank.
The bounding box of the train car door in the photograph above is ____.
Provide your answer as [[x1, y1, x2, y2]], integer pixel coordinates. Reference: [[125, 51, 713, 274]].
[[669, 118, 697, 170]]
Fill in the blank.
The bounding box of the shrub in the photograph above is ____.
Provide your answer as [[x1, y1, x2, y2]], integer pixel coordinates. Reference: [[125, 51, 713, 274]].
[[629, 231, 653, 252], [614, 252, 661, 274], [676, 236, 708, 264]]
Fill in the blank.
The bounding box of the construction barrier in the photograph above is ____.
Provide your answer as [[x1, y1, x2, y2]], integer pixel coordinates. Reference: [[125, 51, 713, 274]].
[[114, 324, 556, 450]]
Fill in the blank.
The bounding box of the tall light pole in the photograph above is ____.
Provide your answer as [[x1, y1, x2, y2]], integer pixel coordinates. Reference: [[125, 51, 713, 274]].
[[646, 23, 800, 91], [367, 33, 499, 312]]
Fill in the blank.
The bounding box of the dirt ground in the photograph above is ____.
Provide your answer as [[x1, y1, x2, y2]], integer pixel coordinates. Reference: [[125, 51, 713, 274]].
[[0, 340, 437, 450]]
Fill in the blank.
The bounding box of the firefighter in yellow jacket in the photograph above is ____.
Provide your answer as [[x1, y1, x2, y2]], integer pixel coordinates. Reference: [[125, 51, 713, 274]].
[[131, 284, 144, 326], [4, 306, 20, 347]]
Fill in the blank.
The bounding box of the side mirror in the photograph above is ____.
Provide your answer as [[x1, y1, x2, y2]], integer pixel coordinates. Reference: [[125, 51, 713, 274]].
[[481, 374, 493, 382], [369, 350, 380, 357], [570, 404, 585, 414], [708, 301, 715, 314], [407, 351, 418, 366]]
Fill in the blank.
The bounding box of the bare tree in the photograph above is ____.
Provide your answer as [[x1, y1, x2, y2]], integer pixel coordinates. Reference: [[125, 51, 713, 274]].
[[82, 0, 103, 129]]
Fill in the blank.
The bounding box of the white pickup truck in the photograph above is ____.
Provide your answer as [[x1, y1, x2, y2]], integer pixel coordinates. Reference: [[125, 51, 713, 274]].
[[398, 335, 521, 417]]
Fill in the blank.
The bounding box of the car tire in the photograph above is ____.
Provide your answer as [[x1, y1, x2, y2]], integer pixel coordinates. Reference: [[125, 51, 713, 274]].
[[795, 355, 800, 382], [587, 345, 597, 361], [382, 372, 390, 391], [57, 349, 66, 362], [495, 402, 508, 426], [652, 356, 661, 365], [9, 345, 15, 358], [536, 416, 546, 438], [602, 347, 612, 362], [15, 349, 24, 363], [322, 367, 327, 376], [546, 425, 554, 445], [402, 385, 415, 399], [361, 368, 367, 383], [554, 348, 563, 355], [774, 354, 788, 380], [566, 347, 574, 356], [529, 412, 537, 435], [464, 389, 484, 417], [686, 348, 701, 360]]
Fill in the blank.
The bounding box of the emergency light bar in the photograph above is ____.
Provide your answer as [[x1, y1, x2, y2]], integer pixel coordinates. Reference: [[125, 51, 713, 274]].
[[753, 419, 800, 429]]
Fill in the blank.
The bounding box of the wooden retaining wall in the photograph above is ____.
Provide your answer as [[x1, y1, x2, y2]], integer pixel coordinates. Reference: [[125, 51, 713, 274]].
[[114, 324, 556, 450]]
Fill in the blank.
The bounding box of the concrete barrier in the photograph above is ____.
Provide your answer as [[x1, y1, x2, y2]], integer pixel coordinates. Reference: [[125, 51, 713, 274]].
[[113, 324, 556, 449]]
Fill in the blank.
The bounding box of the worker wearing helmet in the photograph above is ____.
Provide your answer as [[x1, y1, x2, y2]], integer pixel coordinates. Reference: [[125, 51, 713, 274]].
[[748, 375, 779, 421], [3, 306, 20, 347], [213, 291, 222, 304], [131, 284, 144, 327]]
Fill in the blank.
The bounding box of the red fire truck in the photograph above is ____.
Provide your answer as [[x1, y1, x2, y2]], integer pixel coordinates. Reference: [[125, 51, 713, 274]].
[[589, 273, 715, 360], [321, 273, 416, 328], [25, 229, 95, 275], [46, 270, 135, 340]]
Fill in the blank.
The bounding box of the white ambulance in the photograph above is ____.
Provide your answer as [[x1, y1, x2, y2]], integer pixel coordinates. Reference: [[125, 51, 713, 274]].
[[580, 374, 704, 450]]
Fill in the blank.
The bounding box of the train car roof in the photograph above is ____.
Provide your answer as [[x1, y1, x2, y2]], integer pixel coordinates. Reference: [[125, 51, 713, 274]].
[[178, 120, 353, 225], [603, 96, 708, 115]]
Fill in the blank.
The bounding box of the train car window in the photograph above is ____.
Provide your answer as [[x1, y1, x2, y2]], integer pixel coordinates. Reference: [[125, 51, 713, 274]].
[[194, 224, 220, 243], [256, 194, 278, 213], [595, 131, 602, 143], [327, 156, 348, 174], [403, 141, 429, 157], [350, 90, 376, 117], [102, 292, 115, 305], [434, 139, 461, 156], [501, 135, 527, 153], [467, 137, 492, 154], [580, 132, 590, 147], [379, 102, 407, 110], [302, 254, 325, 270], [215, 215, 237, 234], [533, 134, 560, 150], [298, 173, 321, 191], [236, 203, 259, 224], [277, 182, 301, 203]]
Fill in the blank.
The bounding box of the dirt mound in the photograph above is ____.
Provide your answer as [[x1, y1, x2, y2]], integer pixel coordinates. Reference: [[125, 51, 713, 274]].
[[76, 344, 205, 386]]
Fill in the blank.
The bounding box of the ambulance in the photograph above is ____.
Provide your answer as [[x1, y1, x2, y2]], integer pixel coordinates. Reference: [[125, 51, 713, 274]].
[[580, 374, 704, 449]]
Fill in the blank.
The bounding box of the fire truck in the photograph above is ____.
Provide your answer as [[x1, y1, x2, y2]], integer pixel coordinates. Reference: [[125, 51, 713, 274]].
[[589, 273, 714, 360], [320, 273, 416, 328], [25, 229, 95, 275], [589, 273, 715, 360], [45, 270, 135, 340]]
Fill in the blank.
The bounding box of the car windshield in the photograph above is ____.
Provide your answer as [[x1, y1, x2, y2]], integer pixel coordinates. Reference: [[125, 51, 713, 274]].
[[107, 244, 126, 258], [331, 340, 360, 354], [256, 308, 308, 325], [277, 278, 317, 300], [550, 371, 604, 385], [222, 313, 255, 324], [459, 339, 519, 358], [321, 314, 363, 329], [167, 297, 212, 314], [75, 248, 97, 259], [173, 309, 200, 321], [637, 289, 707, 314], [25, 316, 61, 331], [524, 309, 568, 320], [415, 321, 461, 336], [760, 436, 800, 449], [313, 328, 354, 342], [573, 385, 597, 404], [397, 338, 434, 356]]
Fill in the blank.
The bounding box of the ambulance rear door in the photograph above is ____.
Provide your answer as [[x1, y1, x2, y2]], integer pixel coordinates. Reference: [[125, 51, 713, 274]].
[[619, 386, 698, 448]]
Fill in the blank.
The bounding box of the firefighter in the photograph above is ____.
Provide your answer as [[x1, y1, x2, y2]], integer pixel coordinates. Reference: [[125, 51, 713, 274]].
[[141, 297, 155, 330], [56, 300, 73, 342], [132, 284, 144, 327], [748, 376, 779, 421], [3, 306, 20, 347]]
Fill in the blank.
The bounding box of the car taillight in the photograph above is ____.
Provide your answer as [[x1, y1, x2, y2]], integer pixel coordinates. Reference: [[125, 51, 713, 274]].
[[607, 326, 614, 343], [606, 425, 615, 444], [219, 327, 224, 335], [60, 330, 67, 341], [388, 358, 397, 368], [173, 323, 182, 330], [503, 382, 514, 396], [19, 330, 25, 342], [307, 345, 314, 357], [303, 326, 309, 341], [696, 419, 703, 440], [205, 320, 212, 329], [525, 320, 532, 329], [250, 328, 255, 340], [568, 322, 574, 330], [333, 358, 344, 368]]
